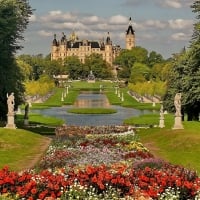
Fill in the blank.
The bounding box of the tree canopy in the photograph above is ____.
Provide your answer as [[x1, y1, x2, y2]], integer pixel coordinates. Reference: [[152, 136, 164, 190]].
[[64, 56, 85, 80], [84, 54, 113, 79], [0, 0, 32, 119], [164, 0, 200, 121]]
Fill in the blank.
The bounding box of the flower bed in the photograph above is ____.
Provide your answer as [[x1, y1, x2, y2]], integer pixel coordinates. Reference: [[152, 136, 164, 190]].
[[0, 127, 200, 199]]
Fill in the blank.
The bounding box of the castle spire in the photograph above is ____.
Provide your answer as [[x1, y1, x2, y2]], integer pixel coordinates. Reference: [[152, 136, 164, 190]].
[[125, 17, 135, 50], [52, 34, 58, 46], [129, 17, 132, 24], [126, 17, 134, 35], [106, 32, 112, 45]]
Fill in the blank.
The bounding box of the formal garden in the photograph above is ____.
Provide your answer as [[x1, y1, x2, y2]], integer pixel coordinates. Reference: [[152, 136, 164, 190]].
[[0, 81, 200, 200], [1, 0, 200, 199]]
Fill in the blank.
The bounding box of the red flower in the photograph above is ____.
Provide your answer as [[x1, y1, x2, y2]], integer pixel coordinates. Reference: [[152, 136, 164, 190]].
[[86, 165, 96, 175], [54, 184, 60, 191], [31, 188, 37, 195], [91, 175, 98, 183]]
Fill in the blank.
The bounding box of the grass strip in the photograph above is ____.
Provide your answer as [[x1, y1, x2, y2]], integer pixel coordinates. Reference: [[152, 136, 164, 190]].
[[15, 113, 64, 135], [67, 108, 117, 114]]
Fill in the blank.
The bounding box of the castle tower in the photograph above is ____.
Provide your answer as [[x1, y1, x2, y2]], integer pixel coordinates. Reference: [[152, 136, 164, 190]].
[[60, 32, 67, 60], [105, 32, 113, 65], [51, 34, 59, 60], [126, 17, 135, 50]]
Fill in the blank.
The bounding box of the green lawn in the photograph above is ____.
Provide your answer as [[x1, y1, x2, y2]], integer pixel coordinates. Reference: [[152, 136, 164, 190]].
[[15, 113, 64, 135], [124, 113, 200, 174], [70, 80, 115, 90], [0, 128, 51, 171]]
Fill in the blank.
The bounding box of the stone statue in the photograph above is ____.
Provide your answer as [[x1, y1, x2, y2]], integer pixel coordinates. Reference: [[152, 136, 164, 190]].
[[172, 93, 183, 129], [7, 92, 15, 114], [5, 92, 16, 129], [87, 70, 95, 83], [174, 93, 182, 117], [88, 71, 95, 80]]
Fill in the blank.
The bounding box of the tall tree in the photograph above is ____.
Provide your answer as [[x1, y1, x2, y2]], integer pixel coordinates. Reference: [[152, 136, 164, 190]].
[[64, 56, 84, 80], [164, 0, 200, 120], [147, 51, 164, 68], [84, 54, 113, 79], [114, 46, 149, 79], [0, 0, 32, 119], [129, 62, 150, 84]]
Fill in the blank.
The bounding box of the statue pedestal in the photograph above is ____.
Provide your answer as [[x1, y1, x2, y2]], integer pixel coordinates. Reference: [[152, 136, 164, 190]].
[[87, 80, 95, 83], [172, 116, 183, 129], [159, 117, 165, 128], [5, 113, 16, 129]]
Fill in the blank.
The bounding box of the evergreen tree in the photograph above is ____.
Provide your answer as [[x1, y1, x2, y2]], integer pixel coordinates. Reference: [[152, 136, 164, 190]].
[[164, 1, 200, 121], [0, 0, 33, 120]]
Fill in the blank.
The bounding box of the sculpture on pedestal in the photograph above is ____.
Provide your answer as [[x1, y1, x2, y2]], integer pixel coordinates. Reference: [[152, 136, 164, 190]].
[[7, 92, 15, 114], [87, 71, 95, 83], [172, 93, 183, 129], [174, 93, 182, 117], [5, 92, 16, 129]]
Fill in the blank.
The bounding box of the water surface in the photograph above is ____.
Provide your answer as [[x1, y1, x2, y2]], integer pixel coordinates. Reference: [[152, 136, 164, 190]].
[[33, 92, 153, 126]]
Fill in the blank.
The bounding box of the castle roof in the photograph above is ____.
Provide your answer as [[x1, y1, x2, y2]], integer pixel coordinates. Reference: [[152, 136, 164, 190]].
[[126, 17, 135, 35], [66, 41, 101, 48]]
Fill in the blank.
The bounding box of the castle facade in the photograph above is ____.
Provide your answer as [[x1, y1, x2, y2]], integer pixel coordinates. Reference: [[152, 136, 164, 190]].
[[51, 17, 135, 66]]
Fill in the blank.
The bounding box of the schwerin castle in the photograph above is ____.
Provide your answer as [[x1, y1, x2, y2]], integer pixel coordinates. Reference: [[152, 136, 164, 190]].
[[51, 18, 135, 66]]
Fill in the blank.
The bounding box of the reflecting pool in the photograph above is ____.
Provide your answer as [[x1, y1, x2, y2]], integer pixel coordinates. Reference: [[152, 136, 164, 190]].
[[33, 92, 154, 126]]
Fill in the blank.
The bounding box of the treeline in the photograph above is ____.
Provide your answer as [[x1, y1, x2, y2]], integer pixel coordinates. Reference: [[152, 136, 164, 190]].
[[17, 53, 113, 82], [114, 46, 172, 99], [129, 81, 167, 99]]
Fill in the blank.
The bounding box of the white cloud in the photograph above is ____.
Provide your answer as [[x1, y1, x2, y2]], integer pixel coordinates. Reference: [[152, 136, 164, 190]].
[[37, 30, 53, 37], [109, 15, 128, 25], [77, 30, 105, 40], [49, 10, 62, 16], [145, 20, 166, 29], [82, 15, 101, 24], [168, 19, 193, 29], [123, 0, 192, 9], [40, 10, 77, 22], [49, 21, 87, 31], [134, 20, 167, 30], [156, 0, 193, 8], [96, 23, 111, 31], [171, 32, 189, 40], [163, 0, 182, 8]]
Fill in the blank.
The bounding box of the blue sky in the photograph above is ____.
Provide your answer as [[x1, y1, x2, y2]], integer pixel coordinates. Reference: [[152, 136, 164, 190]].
[[19, 0, 195, 58]]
